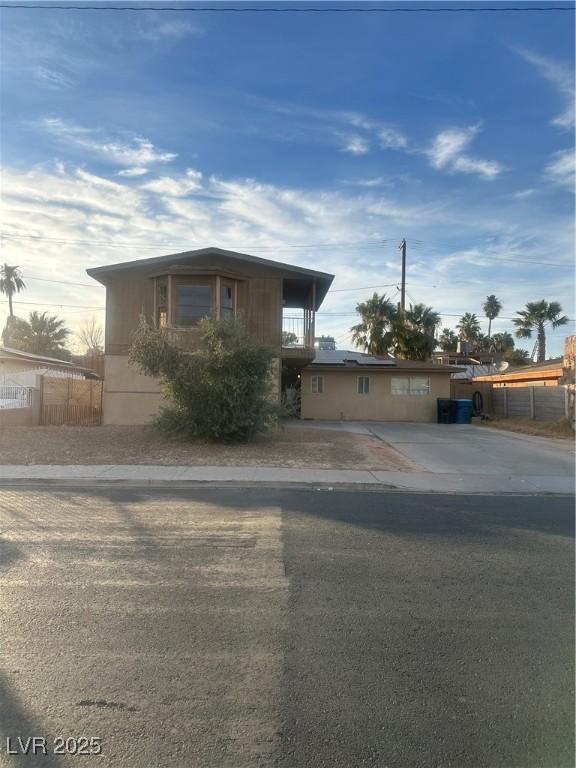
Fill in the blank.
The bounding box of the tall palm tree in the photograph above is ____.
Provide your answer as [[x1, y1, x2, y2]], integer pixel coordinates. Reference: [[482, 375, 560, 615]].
[[456, 312, 482, 343], [351, 293, 395, 356], [0, 264, 25, 317], [482, 294, 502, 338], [513, 300, 568, 363], [2, 311, 71, 359], [393, 303, 440, 360]]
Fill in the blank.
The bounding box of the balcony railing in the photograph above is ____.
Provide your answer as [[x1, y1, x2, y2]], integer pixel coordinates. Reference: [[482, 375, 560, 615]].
[[282, 310, 315, 349]]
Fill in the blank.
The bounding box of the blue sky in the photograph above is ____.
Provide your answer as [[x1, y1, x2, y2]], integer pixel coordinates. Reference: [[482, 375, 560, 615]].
[[1, 1, 574, 355]]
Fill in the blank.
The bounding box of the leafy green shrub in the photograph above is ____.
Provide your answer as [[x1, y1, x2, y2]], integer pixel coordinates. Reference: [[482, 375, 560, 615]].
[[129, 315, 278, 442]]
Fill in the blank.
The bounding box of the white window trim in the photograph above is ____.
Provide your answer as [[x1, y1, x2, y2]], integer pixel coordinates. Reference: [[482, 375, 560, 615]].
[[357, 375, 370, 395], [311, 375, 324, 394]]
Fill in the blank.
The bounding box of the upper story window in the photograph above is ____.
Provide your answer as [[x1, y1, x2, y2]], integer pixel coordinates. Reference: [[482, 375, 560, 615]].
[[221, 281, 234, 318], [156, 275, 238, 328], [176, 282, 213, 327], [357, 376, 370, 395], [157, 280, 168, 328]]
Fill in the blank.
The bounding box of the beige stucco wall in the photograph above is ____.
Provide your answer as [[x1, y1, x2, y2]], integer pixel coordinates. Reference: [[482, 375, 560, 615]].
[[300, 370, 451, 422], [103, 354, 282, 425], [103, 355, 164, 425]]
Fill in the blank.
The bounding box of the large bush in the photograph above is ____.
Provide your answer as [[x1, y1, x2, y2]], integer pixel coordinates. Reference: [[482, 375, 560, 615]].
[[129, 315, 278, 442]]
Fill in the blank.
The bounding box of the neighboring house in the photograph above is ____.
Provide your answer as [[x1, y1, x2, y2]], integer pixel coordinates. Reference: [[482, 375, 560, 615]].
[[432, 351, 500, 366], [300, 350, 460, 422], [432, 351, 500, 378], [0, 346, 98, 381], [472, 358, 565, 388], [87, 246, 334, 425]]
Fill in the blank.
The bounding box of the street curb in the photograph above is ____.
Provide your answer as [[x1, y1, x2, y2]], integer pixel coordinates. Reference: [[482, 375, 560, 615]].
[[0, 478, 573, 496]]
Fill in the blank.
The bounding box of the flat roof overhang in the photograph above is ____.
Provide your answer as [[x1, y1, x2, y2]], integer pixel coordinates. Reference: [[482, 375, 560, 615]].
[[87, 246, 334, 311]]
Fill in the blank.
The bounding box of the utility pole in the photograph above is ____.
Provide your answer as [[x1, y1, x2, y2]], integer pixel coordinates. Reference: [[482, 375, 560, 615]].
[[399, 238, 407, 311]]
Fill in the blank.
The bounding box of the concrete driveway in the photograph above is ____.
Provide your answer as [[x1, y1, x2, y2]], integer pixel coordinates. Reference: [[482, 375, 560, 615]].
[[295, 422, 575, 493]]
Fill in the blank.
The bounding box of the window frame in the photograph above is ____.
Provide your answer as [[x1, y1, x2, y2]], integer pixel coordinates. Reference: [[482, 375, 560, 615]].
[[357, 375, 370, 395], [219, 278, 236, 319], [173, 277, 214, 328], [391, 376, 431, 396], [311, 375, 324, 394]]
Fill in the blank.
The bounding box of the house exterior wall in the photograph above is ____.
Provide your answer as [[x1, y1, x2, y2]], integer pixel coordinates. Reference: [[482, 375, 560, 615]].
[[102, 355, 164, 425], [103, 259, 284, 356], [102, 353, 282, 425], [99, 257, 290, 424], [0, 359, 36, 375], [300, 370, 451, 422]]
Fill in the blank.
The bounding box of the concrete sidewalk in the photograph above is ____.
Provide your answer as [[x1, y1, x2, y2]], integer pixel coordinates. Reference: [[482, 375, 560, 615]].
[[0, 464, 573, 494]]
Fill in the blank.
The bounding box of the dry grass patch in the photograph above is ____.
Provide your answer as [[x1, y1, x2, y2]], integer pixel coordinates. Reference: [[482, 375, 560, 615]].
[[481, 417, 575, 440], [0, 423, 417, 471]]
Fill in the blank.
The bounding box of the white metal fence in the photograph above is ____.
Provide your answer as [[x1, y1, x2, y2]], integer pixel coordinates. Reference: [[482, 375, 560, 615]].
[[0, 384, 33, 410]]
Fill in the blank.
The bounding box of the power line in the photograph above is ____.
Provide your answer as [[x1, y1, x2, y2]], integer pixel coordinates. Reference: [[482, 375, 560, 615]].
[[26, 275, 98, 288], [2, 231, 571, 268], [12, 300, 104, 309], [0, 4, 572, 11], [0, 232, 387, 252], [331, 283, 398, 292]]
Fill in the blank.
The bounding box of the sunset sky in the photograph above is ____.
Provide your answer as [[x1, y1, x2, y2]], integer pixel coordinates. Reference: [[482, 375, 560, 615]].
[[1, 2, 574, 355]]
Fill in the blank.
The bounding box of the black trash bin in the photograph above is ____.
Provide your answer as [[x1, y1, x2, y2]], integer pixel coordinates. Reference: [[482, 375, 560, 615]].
[[437, 398, 452, 424]]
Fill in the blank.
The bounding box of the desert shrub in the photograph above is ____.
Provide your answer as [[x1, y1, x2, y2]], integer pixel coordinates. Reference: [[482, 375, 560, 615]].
[[129, 315, 278, 442]]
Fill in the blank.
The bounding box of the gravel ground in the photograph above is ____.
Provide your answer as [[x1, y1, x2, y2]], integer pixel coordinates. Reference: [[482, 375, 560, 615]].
[[0, 424, 417, 471]]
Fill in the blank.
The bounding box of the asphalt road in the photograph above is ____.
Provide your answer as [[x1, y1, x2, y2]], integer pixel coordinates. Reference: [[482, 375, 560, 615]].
[[0, 487, 573, 768]]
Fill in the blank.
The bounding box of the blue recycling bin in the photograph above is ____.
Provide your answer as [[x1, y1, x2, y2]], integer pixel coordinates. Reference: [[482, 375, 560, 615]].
[[452, 399, 473, 424]]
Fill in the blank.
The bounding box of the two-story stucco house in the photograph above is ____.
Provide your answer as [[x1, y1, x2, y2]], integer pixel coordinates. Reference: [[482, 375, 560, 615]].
[[87, 246, 334, 425]]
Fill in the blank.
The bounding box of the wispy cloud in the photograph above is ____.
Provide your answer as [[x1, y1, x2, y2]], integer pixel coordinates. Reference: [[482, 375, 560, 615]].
[[426, 125, 503, 180], [38, 117, 177, 167], [118, 167, 149, 178], [135, 20, 203, 41], [512, 188, 535, 200], [260, 100, 408, 155], [545, 149, 575, 192], [0, 161, 572, 354], [343, 112, 408, 150], [339, 135, 370, 155], [34, 66, 76, 90], [141, 169, 203, 196], [516, 48, 575, 129]]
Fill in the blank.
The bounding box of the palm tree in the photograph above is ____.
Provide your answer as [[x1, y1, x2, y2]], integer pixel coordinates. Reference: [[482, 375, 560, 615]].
[[0, 264, 25, 317], [393, 303, 440, 361], [436, 328, 458, 352], [513, 300, 568, 363], [351, 293, 396, 356], [2, 311, 71, 359], [482, 294, 502, 338], [490, 332, 515, 353], [456, 313, 482, 343]]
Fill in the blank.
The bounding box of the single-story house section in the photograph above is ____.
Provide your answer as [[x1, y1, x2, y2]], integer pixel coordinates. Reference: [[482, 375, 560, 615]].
[[300, 350, 461, 422], [0, 346, 99, 381]]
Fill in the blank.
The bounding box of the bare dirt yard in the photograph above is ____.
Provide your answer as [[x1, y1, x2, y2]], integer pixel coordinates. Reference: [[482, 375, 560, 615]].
[[481, 417, 575, 440], [0, 424, 418, 471]]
